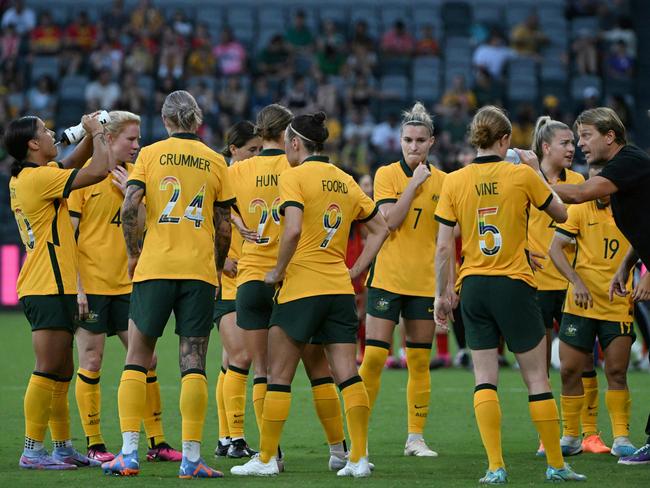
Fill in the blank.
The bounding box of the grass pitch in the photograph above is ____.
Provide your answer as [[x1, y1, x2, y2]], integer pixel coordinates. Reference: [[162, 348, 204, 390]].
[[0, 311, 648, 486]]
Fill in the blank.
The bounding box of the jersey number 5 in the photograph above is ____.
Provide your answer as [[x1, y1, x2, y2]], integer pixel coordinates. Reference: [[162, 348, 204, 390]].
[[477, 207, 501, 256], [158, 176, 205, 228]]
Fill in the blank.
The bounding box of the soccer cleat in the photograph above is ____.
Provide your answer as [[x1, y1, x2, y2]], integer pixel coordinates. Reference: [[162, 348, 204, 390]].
[[214, 438, 231, 457], [618, 443, 650, 465], [231, 454, 279, 476], [52, 446, 101, 467], [545, 463, 587, 482], [19, 450, 77, 470], [336, 456, 371, 478], [581, 434, 610, 454], [102, 451, 140, 476], [611, 437, 637, 457], [227, 438, 258, 458], [497, 355, 511, 368], [560, 436, 583, 457], [329, 452, 347, 471], [536, 441, 546, 457], [478, 467, 508, 484], [178, 456, 224, 479], [429, 354, 451, 369], [87, 444, 115, 463], [146, 442, 182, 462], [276, 446, 285, 472], [404, 438, 439, 457], [453, 349, 471, 368]]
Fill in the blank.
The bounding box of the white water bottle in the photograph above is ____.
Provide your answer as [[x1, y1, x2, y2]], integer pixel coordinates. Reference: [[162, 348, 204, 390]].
[[59, 110, 111, 145], [505, 148, 521, 164]]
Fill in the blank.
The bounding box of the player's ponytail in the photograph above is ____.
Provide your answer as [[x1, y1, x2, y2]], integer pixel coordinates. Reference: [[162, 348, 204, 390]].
[[531, 115, 570, 161], [161, 90, 203, 133], [254, 104, 293, 141], [287, 111, 329, 153], [4, 116, 39, 177], [401, 101, 434, 135], [469, 106, 512, 149]]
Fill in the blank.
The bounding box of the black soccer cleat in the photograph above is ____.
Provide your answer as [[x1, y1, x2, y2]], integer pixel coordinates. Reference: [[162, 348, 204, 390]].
[[227, 438, 258, 459]]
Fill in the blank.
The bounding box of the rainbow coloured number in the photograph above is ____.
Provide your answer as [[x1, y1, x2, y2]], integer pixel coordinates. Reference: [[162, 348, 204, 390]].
[[320, 203, 342, 249]]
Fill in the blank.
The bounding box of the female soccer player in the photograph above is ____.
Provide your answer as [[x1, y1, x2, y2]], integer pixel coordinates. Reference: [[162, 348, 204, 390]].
[[434, 106, 586, 483], [549, 164, 637, 458], [232, 111, 389, 477], [102, 91, 233, 478], [7, 113, 109, 469], [69, 111, 181, 463], [214, 120, 261, 457], [223, 104, 351, 469], [358, 102, 445, 456]]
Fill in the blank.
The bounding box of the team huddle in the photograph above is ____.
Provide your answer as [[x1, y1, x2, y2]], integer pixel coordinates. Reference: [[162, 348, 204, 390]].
[[6, 89, 650, 483]]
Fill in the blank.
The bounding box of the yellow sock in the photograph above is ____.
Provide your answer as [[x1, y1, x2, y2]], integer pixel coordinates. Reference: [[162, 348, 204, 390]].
[[180, 372, 208, 442], [216, 367, 230, 439], [474, 385, 504, 471], [253, 378, 267, 436], [75, 368, 103, 447], [49, 377, 71, 442], [340, 376, 369, 463], [529, 393, 564, 469], [118, 366, 147, 433], [605, 389, 631, 438], [223, 366, 248, 439], [260, 385, 291, 463], [581, 372, 599, 436], [405, 343, 432, 434], [311, 377, 345, 445], [144, 369, 165, 447], [359, 341, 389, 410], [560, 394, 585, 438], [24, 372, 56, 442]]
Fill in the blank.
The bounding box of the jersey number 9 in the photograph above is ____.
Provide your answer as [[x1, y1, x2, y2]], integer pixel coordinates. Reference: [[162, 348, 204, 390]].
[[321, 203, 342, 249]]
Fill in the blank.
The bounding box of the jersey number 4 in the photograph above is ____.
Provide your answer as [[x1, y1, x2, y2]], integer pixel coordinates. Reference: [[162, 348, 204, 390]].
[[158, 176, 205, 228], [477, 207, 502, 256]]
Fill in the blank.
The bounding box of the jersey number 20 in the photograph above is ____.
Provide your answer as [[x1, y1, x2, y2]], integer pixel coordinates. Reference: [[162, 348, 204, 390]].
[[249, 197, 281, 244], [477, 207, 501, 256], [158, 176, 205, 228]]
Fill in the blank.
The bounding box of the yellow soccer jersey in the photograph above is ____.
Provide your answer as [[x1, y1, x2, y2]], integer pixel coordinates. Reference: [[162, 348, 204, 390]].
[[367, 159, 446, 296], [9, 162, 78, 297], [68, 161, 134, 295], [277, 156, 377, 303], [435, 156, 553, 288], [556, 201, 633, 322], [229, 149, 290, 286], [528, 168, 585, 290], [220, 221, 243, 300], [127, 133, 235, 286]]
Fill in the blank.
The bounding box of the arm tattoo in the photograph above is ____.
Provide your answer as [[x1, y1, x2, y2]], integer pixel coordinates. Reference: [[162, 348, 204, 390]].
[[214, 206, 232, 272], [179, 336, 209, 372], [122, 185, 145, 257]]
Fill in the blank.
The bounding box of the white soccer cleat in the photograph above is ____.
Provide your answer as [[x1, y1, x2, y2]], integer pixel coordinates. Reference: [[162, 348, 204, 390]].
[[230, 454, 279, 476], [329, 452, 347, 471], [336, 456, 371, 478], [404, 438, 439, 457]]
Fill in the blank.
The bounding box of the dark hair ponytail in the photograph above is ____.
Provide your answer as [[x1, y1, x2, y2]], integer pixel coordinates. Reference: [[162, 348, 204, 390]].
[[222, 120, 256, 158], [4, 116, 39, 177]]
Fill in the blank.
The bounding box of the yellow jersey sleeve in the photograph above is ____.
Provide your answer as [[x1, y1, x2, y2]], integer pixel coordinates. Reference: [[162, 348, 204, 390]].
[[373, 165, 398, 206], [128, 152, 146, 188], [434, 176, 457, 226], [215, 158, 235, 207], [521, 166, 553, 211], [34, 163, 79, 200], [352, 182, 378, 222], [279, 167, 304, 211], [67, 186, 85, 216], [556, 204, 581, 238]]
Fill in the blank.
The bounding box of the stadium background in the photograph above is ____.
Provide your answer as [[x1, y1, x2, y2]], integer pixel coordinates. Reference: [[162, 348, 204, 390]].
[[0, 0, 646, 308]]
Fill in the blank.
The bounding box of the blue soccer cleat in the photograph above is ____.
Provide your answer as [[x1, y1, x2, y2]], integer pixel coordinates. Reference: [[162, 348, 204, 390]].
[[479, 467, 508, 484], [545, 463, 587, 482], [179, 456, 224, 479], [52, 446, 101, 467], [102, 451, 140, 476]]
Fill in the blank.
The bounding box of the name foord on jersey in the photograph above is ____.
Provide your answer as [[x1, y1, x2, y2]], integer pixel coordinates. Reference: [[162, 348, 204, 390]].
[[159, 153, 211, 172], [322, 179, 348, 193]]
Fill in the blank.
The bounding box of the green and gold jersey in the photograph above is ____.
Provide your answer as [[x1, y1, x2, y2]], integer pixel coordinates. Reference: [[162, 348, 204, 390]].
[[229, 149, 290, 286], [9, 162, 78, 297], [435, 156, 553, 288], [528, 168, 585, 290], [68, 161, 133, 295], [127, 133, 235, 286], [556, 200, 633, 322], [277, 156, 377, 303], [367, 160, 446, 296]]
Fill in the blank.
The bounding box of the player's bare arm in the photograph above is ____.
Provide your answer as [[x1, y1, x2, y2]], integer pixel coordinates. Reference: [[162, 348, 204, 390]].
[[553, 176, 618, 204], [549, 232, 593, 309], [349, 212, 389, 280], [214, 206, 232, 273], [381, 163, 430, 231], [265, 206, 302, 285], [609, 247, 638, 300], [121, 185, 145, 278], [434, 222, 455, 327]]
